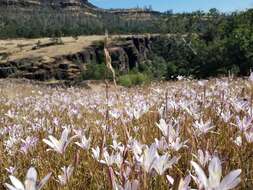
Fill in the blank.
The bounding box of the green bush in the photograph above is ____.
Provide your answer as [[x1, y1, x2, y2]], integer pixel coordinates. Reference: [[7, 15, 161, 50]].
[[118, 72, 150, 87], [118, 75, 132, 87], [166, 62, 178, 79], [82, 63, 112, 80]]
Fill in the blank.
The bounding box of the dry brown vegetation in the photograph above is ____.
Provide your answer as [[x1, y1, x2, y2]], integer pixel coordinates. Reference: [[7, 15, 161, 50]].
[[0, 78, 253, 189], [0, 35, 136, 63]]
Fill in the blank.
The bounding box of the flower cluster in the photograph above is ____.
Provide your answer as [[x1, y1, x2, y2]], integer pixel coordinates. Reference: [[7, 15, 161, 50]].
[[1, 77, 252, 189]]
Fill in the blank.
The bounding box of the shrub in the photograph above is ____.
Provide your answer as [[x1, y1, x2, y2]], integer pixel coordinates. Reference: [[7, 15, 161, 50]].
[[118, 72, 150, 87], [118, 75, 132, 87], [166, 62, 178, 79], [82, 63, 112, 80]]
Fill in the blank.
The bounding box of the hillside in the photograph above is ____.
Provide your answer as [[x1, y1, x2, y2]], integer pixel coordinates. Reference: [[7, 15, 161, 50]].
[[0, 0, 161, 19], [0, 34, 159, 81]]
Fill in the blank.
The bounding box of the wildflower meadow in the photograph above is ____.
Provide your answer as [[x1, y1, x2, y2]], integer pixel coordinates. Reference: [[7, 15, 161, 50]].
[[0, 77, 253, 189]]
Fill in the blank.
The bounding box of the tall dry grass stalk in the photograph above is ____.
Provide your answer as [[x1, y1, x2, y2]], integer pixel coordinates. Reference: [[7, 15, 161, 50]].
[[104, 31, 117, 88]]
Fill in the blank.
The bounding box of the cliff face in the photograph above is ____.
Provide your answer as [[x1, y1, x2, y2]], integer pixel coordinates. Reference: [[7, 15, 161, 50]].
[[0, 36, 157, 81], [1, 0, 89, 7], [0, 0, 160, 19]]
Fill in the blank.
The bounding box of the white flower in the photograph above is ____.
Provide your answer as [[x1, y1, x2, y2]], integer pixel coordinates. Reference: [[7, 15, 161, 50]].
[[156, 119, 178, 138], [155, 119, 187, 151], [249, 72, 253, 83], [220, 111, 232, 123], [100, 150, 117, 166], [75, 134, 91, 151], [5, 167, 51, 190], [153, 154, 180, 175], [43, 128, 76, 154], [177, 75, 184, 81], [57, 165, 74, 186], [198, 80, 208, 87], [244, 130, 253, 143], [192, 149, 212, 167], [178, 175, 191, 190], [170, 138, 188, 151], [117, 179, 139, 190], [130, 140, 144, 161], [139, 144, 158, 173], [191, 156, 241, 190], [234, 116, 252, 132], [92, 146, 101, 161], [193, 119, 215, 136], [5, 166, 16, 175], [233, 136, 242, 146], [110, 140, 123, 152], [166, 175, 174, 185], [99, 150, 123, 168]]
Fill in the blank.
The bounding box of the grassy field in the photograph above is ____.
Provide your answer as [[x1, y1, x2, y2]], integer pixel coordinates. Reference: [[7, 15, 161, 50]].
[[0, 35, 106, 62], [0, 34, 139, 63], [0, 77, 252, 189]]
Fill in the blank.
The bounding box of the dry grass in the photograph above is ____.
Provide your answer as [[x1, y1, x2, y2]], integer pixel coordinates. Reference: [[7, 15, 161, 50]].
[[0, 35, 134, 62], [0, 78, 252, 189]]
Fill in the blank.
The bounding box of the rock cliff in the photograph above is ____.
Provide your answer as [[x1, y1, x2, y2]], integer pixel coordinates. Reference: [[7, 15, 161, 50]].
[[0, 35, 157, 81]]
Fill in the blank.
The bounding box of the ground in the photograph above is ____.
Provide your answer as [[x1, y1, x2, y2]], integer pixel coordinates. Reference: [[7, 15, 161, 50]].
[[0, 35, 134, 62]]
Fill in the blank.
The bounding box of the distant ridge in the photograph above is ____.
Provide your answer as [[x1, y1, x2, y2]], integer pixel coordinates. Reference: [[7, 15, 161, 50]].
[[0, 0, 161, 19]]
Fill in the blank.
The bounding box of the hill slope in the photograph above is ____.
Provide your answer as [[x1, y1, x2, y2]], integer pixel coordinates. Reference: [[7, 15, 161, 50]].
[[0, 0, 161, 19]]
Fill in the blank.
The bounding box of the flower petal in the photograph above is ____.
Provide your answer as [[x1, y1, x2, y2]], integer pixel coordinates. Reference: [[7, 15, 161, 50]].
[[25, 167, 37, 190], [9, 176, 25, 190], [208, 157, 222, 188], [37, 172, 52, 190], [5, 183, 18, 190], [191, 161, 208, 188], [219, 169, 241, 190]]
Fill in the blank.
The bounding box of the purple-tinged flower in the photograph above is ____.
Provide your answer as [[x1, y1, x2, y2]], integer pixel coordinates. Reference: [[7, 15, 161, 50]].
[[43, 128, 76, 154], [57, 165, 74, 186], [92, 146, 101, 161], [193, 119, 215, 136], [192, 149, 212, 167], [20, 136, 38, 155], [139, 144, 158, 173], [178, 175, 192, 190], [244, 130, 253, 143], [220, 111, 232, 123], [5, 167, 51, 190], [166, 175, 174, 186], [5, 166, 16, 175], [117, 179, 139, 190], [75, 134, 91, 151], [153, 154, 180, 175], [233, 116, 252, 132], [191, 156, 241, 190]]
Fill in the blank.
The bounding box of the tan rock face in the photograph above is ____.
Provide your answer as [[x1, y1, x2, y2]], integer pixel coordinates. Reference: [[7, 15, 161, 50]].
[[0, 35, 158, 81]]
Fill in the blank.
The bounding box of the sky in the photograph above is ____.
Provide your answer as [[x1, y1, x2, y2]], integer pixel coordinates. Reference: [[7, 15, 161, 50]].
[[90, 0, 253, 13]]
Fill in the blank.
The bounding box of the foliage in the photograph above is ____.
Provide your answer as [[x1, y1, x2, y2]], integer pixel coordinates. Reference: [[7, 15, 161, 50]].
[[82, 63, 112, 80], [118, 72, 150, 87]]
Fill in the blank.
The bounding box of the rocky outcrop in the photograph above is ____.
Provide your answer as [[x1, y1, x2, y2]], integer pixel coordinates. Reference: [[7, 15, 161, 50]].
[[0, 0, 91, 8], [0, 36, 156, 81], [0, 0, 160, 20]]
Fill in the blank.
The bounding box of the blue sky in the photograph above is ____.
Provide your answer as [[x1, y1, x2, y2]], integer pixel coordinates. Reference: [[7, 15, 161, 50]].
[[90, 0, 253, 12]]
